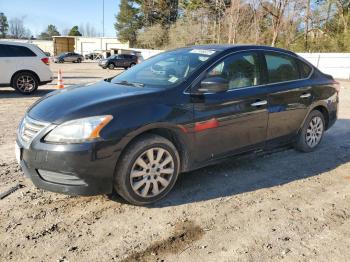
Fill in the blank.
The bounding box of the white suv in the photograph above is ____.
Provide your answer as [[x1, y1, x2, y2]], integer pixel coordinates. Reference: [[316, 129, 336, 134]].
[[0, 41, 53, 94]]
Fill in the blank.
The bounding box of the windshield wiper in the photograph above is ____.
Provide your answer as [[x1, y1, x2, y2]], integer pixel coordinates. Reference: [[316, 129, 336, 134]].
[[114, 80, 144, 87]]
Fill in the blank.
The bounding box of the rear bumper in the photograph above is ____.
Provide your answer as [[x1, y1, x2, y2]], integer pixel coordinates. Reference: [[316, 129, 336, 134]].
[[17, 139, 120, 196]]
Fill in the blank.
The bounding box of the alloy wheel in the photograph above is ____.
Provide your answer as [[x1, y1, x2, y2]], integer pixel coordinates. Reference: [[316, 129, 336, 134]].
[[130, 147, 175, 198], [305, 116, 324, 148], [16, 75, 36, 93]]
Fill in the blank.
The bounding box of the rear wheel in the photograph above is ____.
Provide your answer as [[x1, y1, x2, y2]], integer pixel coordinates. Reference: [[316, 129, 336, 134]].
[[294, 110, 325, 152], [114, 134, 180, 205], [129, 63, 136, 68], [108, 63, 115, 70], [12, 72, 38, 95], [77, 58, 82, 63]]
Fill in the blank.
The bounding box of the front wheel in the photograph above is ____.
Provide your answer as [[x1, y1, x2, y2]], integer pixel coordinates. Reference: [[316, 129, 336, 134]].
[[114, 134, 180, 205], [294, 110, 325, 152]]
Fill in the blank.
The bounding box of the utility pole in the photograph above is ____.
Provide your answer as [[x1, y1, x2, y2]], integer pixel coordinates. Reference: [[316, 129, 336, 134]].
[[102, 0, 105, 37]]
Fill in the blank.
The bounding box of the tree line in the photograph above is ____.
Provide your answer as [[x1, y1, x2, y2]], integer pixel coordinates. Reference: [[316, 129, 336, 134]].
[[115, 0, 350, 52], [0, 12, 100, 40]]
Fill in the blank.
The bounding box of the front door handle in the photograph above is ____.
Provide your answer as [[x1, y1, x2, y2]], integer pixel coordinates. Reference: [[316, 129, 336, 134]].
[[251, 100, 267, 107], [300, 93, 311, 98]]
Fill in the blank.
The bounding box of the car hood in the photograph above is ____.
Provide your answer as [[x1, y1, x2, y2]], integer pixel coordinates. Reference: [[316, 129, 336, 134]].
[[28, 80, 159, 124]]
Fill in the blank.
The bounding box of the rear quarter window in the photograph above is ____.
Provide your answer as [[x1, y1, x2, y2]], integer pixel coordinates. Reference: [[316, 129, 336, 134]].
[[265, 53, 299, 83], [0, 44, 36, 57], [299, 60, 312, 78]]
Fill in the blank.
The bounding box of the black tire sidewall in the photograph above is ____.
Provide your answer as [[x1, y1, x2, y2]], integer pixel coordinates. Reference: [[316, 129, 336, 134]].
[[296, 110, 325, 152], [108, 63, 115, 69], [115, 136, 180, 205], [13, 72, 39, 95]]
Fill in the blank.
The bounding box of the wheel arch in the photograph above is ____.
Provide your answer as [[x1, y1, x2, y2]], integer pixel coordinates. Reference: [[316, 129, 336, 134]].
[[301, 103, 330, 131], [115, 125, 191, 173], [11, 70, 40, 87], [313, 105, 329, 129]]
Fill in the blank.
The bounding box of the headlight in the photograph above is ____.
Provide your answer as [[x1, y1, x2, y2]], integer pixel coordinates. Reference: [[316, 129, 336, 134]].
[[45, 115, 113, 143]]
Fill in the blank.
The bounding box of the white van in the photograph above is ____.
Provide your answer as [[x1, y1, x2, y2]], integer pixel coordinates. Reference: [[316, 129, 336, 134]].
[[0, 41, 53, 94]]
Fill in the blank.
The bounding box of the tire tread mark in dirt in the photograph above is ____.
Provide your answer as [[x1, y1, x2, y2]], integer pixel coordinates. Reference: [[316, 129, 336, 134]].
[[121, 220, 204, 262]]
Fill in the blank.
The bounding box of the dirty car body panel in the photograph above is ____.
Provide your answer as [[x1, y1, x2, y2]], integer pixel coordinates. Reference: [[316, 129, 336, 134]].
[[16, 45, 339, 196]]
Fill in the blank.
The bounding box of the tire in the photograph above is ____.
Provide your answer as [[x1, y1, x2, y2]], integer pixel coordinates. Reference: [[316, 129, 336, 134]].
[[294, 110, 325, 152], [108, 63, 115, 70], [12, 72, 39, 95], [114, 134, 180, 205], [129, 63, 136, 68], [77, 58, 82, 63]]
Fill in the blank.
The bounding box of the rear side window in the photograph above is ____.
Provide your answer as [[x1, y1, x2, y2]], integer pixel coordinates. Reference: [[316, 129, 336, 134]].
[[0, 44, 36, 57], [265, 53, 299, 83], [299, 60, 312, 78]]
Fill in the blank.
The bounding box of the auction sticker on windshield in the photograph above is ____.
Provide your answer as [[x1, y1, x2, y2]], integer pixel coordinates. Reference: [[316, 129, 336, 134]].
[[189, 49, 216, 56]]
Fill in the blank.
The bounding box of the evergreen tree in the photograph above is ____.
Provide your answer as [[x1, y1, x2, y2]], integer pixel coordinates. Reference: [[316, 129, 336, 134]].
[[68, 26, 82, 36], [114, 0, 142, 47], [0, 12, 9, 38], [39, 24, 60, 40]]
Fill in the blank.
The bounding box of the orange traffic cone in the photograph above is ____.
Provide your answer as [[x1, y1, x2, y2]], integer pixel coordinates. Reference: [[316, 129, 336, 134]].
[[57, 69, 64, 89]]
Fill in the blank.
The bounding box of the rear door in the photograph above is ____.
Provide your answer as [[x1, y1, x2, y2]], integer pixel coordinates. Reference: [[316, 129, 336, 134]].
[[0, 44, 18, 84], [0, 44, 37, 85], [262, 51, 313, 147], [192, 51, 269, 163], [65, 53, 74, 62]]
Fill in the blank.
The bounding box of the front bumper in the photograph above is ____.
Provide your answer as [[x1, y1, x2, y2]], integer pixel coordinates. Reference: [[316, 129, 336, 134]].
[[17, 138, 120, 196], [98, 63, 108, 68]]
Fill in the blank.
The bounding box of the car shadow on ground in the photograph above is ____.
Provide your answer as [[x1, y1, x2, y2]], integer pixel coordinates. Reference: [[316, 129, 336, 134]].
[[0, 88, 56, 99], [110, 119, 350, 207]]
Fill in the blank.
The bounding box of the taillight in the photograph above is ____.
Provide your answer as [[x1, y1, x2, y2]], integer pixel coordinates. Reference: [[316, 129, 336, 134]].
[[41, 57, 50, 65]]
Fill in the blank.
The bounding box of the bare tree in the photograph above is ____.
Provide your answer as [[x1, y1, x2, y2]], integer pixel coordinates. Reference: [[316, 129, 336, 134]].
[[9, 17, 30, 39], [79, 23, 99, 37], [260, 0, 290, 46], [227, 0, 242, 44]]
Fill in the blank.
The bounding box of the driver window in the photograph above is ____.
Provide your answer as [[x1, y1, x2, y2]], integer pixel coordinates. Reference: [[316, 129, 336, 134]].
[[207, 52, 260, 89]]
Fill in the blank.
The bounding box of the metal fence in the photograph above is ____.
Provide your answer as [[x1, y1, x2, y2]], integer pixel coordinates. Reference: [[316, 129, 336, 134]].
[[298, 53, 350, 80]]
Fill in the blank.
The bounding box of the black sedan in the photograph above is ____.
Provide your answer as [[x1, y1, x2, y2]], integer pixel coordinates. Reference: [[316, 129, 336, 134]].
[[16, 45, 339, 205]]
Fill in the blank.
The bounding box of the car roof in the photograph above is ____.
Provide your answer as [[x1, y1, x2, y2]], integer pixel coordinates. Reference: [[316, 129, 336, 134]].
[[0, 40, 36, 48], [187, 44, 297, 56]]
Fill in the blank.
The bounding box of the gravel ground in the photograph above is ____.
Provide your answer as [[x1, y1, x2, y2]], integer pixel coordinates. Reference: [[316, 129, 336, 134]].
[[0, 62, 350, 262]]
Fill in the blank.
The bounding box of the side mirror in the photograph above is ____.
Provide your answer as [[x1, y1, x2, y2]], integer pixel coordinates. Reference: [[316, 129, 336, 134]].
[[198, 76, 229, 93]]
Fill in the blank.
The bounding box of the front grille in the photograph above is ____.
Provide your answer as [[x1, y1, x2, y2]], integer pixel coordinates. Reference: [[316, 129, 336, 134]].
[[19, 116, 49, 144]]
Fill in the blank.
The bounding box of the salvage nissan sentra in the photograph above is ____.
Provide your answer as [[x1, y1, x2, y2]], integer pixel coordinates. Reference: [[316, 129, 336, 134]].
[[16, 45, 339, 205]]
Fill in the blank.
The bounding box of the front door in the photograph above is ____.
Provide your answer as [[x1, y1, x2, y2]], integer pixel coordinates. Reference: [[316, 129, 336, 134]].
[[192, 51, 269, 163]]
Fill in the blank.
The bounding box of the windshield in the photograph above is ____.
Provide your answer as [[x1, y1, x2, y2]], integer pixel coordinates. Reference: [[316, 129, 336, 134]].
[[111, 48, 218, 88]]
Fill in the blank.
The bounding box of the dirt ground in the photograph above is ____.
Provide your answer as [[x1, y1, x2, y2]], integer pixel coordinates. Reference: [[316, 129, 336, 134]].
[[1, 62, 350, 262]]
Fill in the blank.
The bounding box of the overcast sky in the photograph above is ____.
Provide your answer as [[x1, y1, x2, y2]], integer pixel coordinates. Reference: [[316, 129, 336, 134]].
[[1, 0, 120, 37]]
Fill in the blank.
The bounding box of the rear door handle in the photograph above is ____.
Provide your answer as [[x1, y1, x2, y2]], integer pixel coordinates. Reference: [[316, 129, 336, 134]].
[[251, 100, 267, 107], [300, 93, 311, 98]]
